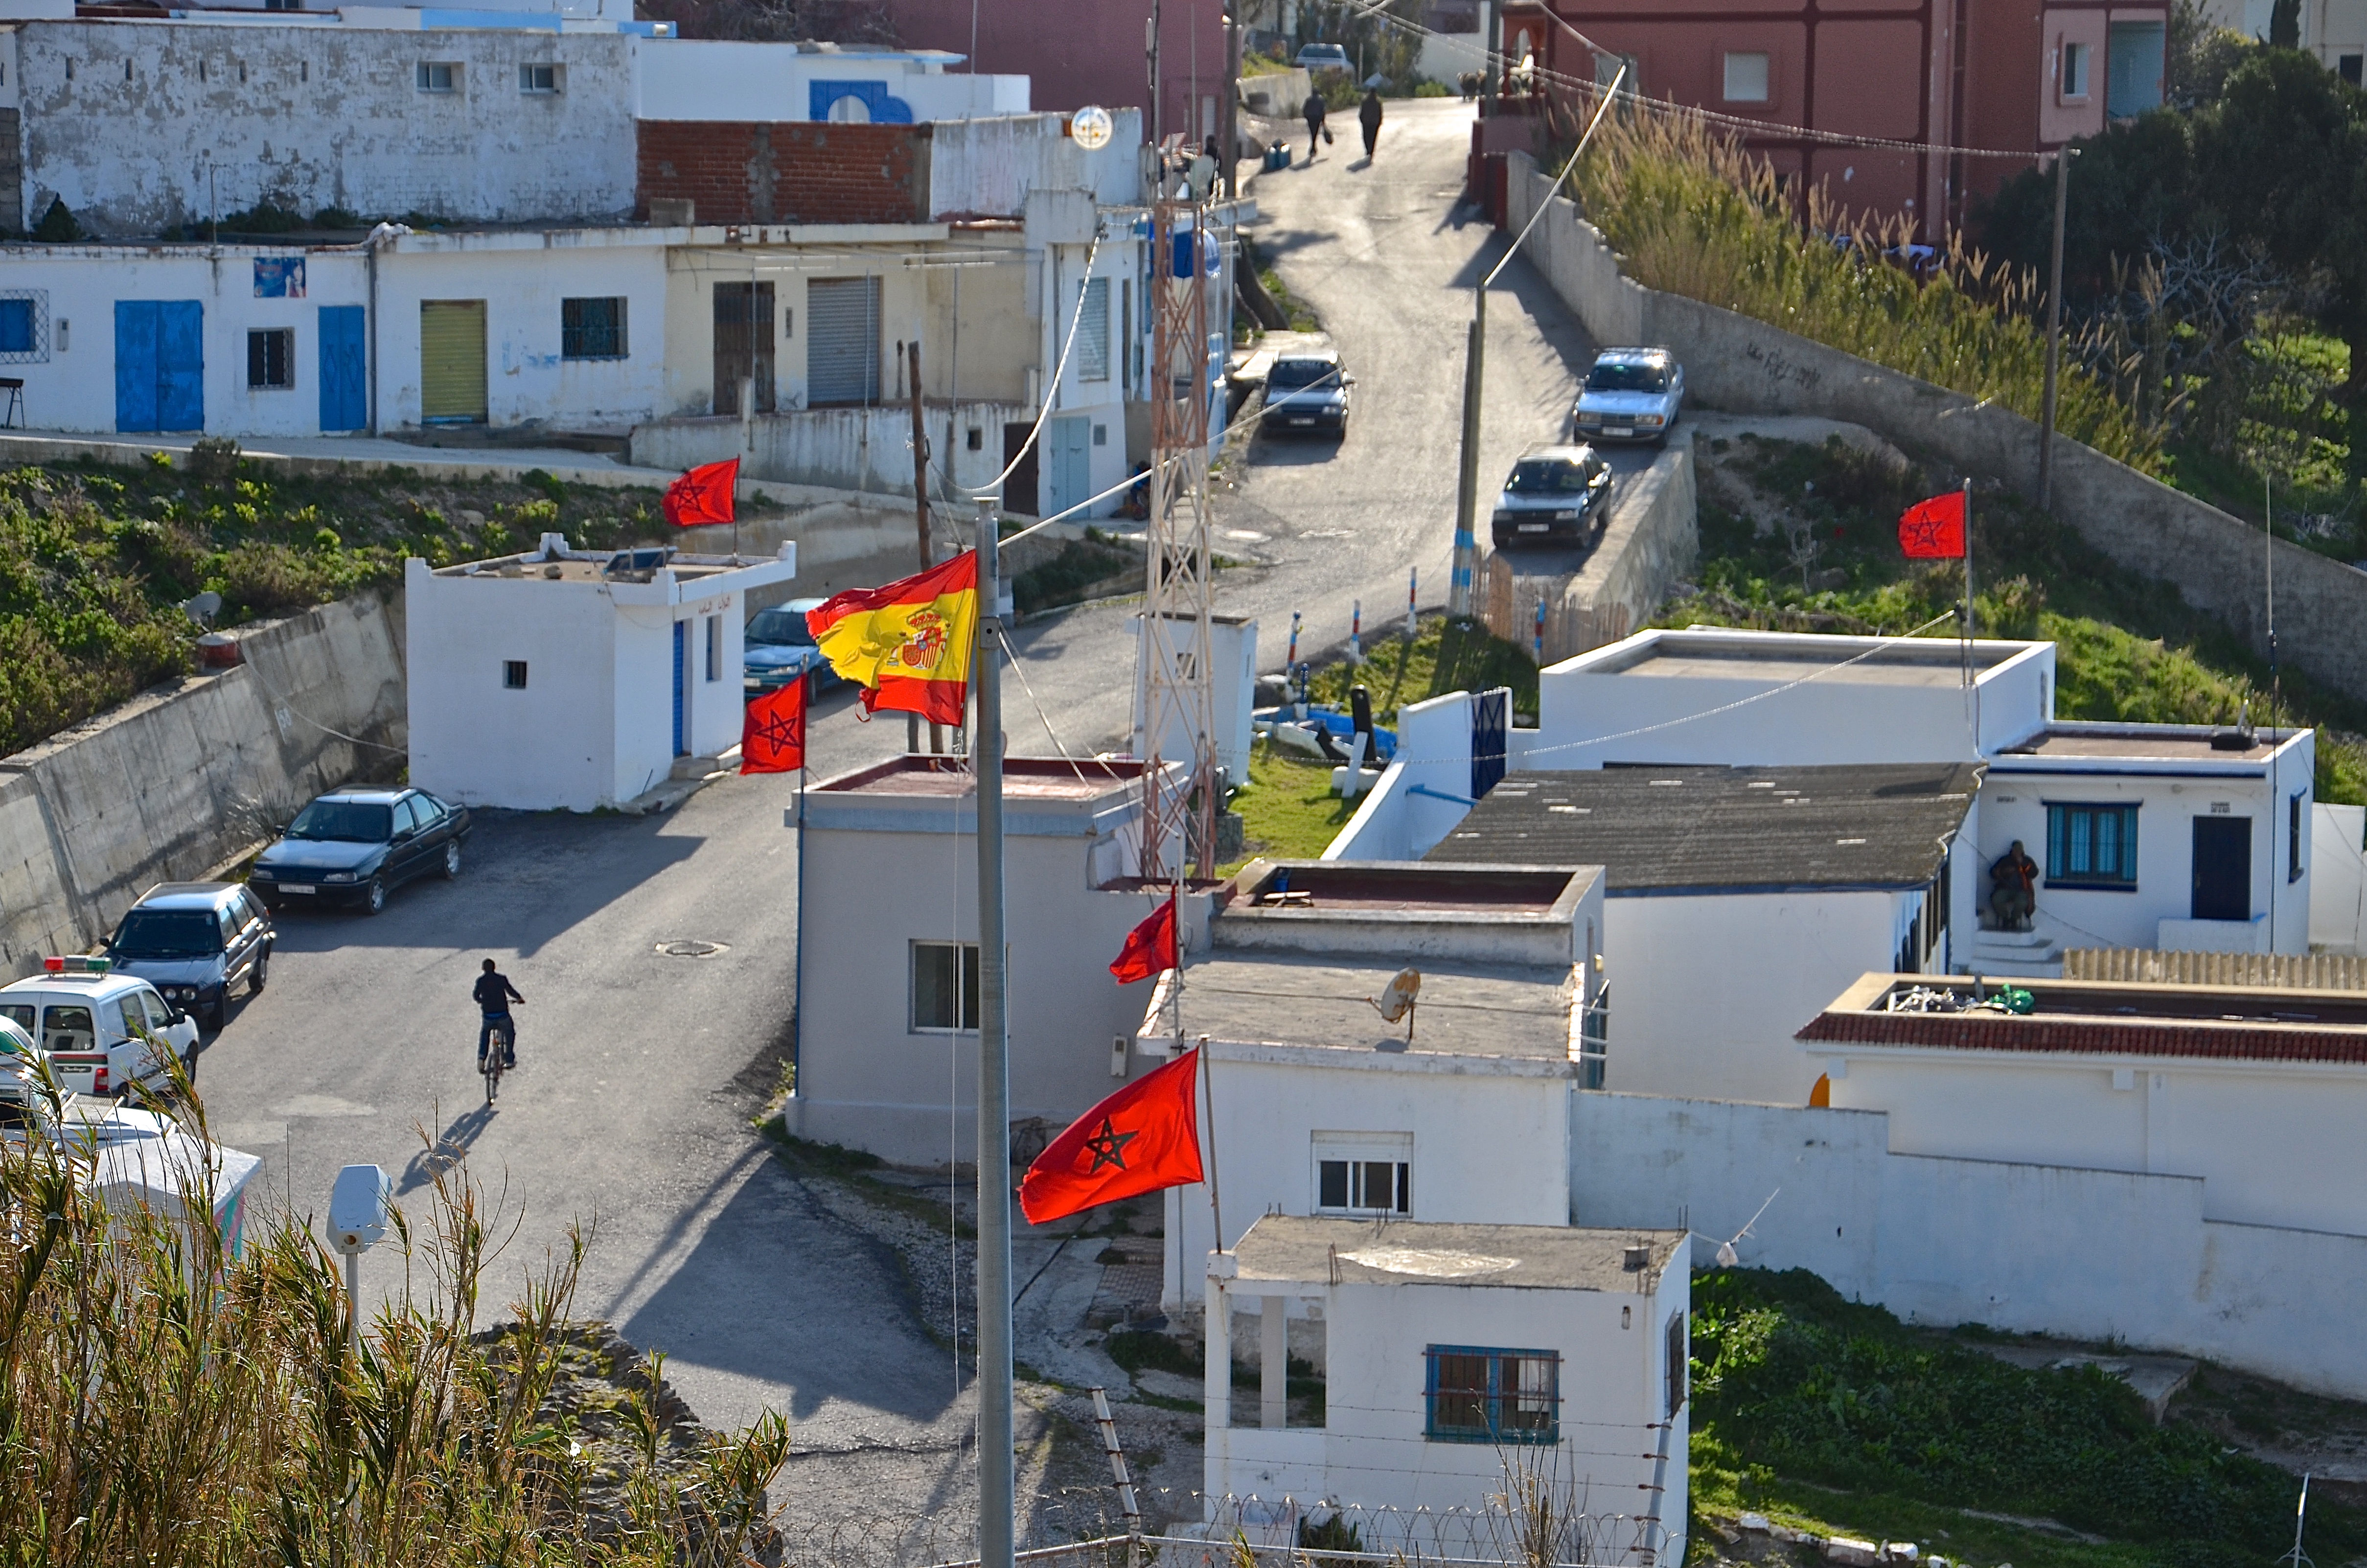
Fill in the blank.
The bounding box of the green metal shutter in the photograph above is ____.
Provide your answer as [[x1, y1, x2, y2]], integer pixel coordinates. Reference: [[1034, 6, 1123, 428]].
[[419, 300, 487, 423]]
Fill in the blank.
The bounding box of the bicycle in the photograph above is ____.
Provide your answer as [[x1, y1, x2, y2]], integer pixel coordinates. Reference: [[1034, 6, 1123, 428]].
[[480, 1009, 518, 1106]]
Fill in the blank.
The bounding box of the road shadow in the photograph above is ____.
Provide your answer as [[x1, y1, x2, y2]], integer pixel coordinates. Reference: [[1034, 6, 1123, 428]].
[[398, 1103, 498, 1194], [1246, 433, 1348, 467], [1349, 156, 1374, 172]]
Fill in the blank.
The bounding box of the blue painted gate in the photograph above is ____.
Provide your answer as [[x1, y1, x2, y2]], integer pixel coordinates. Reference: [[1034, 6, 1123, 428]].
[[114, 300, 205, 433], [671, 621, 688, 757], [318, 305, 368, 432], [1045, 415, 1092, 520]]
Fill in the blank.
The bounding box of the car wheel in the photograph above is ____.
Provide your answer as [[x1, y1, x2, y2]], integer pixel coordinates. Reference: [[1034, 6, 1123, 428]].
[[362, 877, 387, 916], [205, 996, 227, 1033], [250, 947, 269, 996], [442, 840, 462, 880]]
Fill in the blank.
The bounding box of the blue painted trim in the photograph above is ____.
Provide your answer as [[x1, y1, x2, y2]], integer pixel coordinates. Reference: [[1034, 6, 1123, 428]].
[[1410, 784, 1477, 807]]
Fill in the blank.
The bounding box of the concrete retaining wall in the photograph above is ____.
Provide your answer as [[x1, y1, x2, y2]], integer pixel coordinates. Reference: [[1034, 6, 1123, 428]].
[[1239, 69, 1313, 122], [628, 402, 1034, 503], [0, 594, 406, 972], [1572, 1090, 2367, 1400], [1482, 433, 1698, 663], [1504, 154, 2367, 706]]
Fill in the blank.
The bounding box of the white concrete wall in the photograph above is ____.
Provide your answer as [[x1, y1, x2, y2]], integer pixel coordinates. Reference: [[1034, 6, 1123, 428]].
[[1133, 615, 1258, 784], [928, 110, 1141, 218], [1207, 1242, 1688, 1556], [2312, 803, 2367, 955], [628, 400, 1033, 499], [18, 22, 637, 235], [377, 230, 672, 432], [1162, 1048, 1576, 1314], [631, 41, 1027, 124], [1568, 1090, 2367, 1400], [1605, 889, 1913, 1105], [1815, 1046, 2367, 1237], [0, 592, 406, 971], [0, 243, 369, 436]]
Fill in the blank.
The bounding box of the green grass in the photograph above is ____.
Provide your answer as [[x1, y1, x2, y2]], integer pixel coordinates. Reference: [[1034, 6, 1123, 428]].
[[1305, 613, 1539, 728], [1690, 1269, 2357, 1568], [1672, 434, 2367, 805], [1222, 747, 1358, 875]]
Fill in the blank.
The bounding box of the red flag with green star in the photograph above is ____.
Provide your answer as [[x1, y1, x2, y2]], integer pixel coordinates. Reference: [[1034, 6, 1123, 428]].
[[1018, 1048, 1204, 1223]]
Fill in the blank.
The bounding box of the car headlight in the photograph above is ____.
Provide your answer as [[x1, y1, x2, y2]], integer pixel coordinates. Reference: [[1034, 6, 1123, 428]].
[[250, 866, 274, 880], [1636, 415, 1666, 426], [1575, 410, 1603, 423], [324, 872, 356, 883], [1554, 510, 1580, 520]]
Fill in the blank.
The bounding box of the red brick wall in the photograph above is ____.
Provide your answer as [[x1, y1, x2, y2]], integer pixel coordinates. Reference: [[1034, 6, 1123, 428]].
[[637, 122, 931, 225]]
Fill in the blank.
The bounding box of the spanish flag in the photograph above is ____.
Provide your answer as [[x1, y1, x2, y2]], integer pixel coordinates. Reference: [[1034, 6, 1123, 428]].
[[807, 551, 980, 725]]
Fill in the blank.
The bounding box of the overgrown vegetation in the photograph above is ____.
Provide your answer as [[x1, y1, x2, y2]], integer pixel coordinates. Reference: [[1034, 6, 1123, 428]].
[[0, 453, 670, 757], [0, 1073, 787, 1563], [1305, 612, 1540, 727], [1692, 1269, 2357, 1568], [1010, 529, 1141, 618], [1666, 434, 2367, 804], [1222, 748, 1356, 875], [1560, 112, 2158, 470]]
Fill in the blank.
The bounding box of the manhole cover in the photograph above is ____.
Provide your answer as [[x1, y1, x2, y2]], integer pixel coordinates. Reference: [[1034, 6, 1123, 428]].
[[655, 940, 729, 958]]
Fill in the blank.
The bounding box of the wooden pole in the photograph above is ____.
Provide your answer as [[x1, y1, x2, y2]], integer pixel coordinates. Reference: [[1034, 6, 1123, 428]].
[[2037, 147, 2074, 512]]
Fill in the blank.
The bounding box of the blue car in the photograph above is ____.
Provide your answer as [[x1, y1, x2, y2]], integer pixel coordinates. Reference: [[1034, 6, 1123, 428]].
[[744, 598, 839, 700]]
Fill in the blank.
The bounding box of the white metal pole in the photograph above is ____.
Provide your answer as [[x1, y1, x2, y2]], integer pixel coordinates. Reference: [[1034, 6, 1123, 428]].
[[974, 496, 1014, 1568]]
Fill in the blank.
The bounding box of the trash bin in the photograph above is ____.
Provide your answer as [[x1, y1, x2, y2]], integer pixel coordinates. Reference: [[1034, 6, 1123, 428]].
[[1264, 143, 1291, 172]]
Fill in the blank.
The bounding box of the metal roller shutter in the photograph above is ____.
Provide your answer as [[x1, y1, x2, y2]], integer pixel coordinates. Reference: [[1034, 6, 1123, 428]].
[[419, 300, 487, 423], [805, 277, 879, 406]]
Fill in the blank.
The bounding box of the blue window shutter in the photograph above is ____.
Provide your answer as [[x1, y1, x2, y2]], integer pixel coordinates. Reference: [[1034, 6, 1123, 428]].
[[0, 300, 32, 354]]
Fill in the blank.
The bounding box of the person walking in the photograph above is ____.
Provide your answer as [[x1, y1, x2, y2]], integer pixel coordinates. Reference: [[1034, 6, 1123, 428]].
[[1302, 90, 1328, 163], [1358, 88, 1384, 159]]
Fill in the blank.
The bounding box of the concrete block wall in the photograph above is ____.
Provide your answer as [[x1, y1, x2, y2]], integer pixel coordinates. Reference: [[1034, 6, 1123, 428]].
[[0, 593, 405, 973], [1482, 431, 1699, 664], [636, 121, 930, 226], [1503, 154, 2367, 707], [628, 399, 1031, 499]]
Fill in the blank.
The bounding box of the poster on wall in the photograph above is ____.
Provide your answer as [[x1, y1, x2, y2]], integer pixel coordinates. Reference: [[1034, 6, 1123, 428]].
[[253, 258, 306, 298]]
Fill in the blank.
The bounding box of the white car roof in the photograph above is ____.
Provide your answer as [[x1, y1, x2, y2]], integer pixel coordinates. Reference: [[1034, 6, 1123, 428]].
[[0, 973, 153, 1003]]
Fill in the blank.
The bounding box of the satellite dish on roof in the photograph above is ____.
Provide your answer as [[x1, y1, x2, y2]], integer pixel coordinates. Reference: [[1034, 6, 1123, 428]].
[[1369, 967, 1422, 1024], [1070, 104, 1115, 152], [180, 591, 222, 630]]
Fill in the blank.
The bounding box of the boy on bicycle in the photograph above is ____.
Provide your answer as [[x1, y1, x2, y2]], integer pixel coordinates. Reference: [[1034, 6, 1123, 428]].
[[474, 958, 523, 1070]]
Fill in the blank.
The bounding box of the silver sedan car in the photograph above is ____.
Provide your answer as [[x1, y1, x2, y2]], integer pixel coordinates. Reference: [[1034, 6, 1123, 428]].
[[1572, 348, 1684, 445]]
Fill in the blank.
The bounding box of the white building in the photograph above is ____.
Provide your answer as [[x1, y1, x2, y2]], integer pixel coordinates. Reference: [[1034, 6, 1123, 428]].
[[1146, 857, 1606, 1314], [785, 755, 1196, 1165], [404, 533, 794, 811], [1799, 970, 2367, 1238], [1206, 1215, 1689, 1563], [1426, 764, 1976, 1106]]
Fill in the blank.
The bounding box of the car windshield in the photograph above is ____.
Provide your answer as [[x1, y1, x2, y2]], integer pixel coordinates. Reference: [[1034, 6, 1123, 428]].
[[1586, 361, 1668, 393], [1270, 360, 1339, 390], [111, 909, 223, 958], [286, 801, 393, 843], [747, 608, 816, 647], [1507, 460, 1591, 495]]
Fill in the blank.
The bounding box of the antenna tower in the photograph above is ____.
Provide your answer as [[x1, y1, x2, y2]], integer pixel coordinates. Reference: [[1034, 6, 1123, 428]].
[[1138, 185, 1218, 879]]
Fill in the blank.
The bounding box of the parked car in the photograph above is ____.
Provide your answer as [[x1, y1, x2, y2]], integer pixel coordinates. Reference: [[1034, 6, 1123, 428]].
[[247, 787, 473, 916], [744, 598, 839, 700], [1295, 42, 1352, 71], [1260, 349, 1353, 438], [1572, 348, 1684, 443], [103, 883, 273, 1032], [0, 957, 199, 1096], [1492, 443, 1614, 549]]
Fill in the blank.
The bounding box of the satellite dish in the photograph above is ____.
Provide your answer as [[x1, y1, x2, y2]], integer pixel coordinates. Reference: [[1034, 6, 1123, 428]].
[[181, 591, 222, 629], [1070, 104, 1115, 152], [1370, 967, 1422, 1024]]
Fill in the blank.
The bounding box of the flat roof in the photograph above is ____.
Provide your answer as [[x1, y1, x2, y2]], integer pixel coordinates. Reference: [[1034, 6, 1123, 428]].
[[1228, 860, 1586, 916], [1228, 1215, 1687, 1292], [814, 755, 1146, 802], [1564, 628, 2036, 684], [432, 555, 759, 583], [1426, 763, 1980, 894], [1995, 722, 2303, 763], [1165, 952, 1577, 1061], [1800, 973, 2367, 1065]]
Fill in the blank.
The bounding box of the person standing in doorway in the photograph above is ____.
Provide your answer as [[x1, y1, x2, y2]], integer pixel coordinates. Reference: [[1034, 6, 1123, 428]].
[[1359, 88, 1384, 159], [1303, 90, 1328, 163]]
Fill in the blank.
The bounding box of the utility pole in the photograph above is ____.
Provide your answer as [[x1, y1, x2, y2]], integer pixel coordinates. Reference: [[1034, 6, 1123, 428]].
[[1148, 0, 1163, 151], [909, 341, 931, 570], [974, 494, 1014, 1568], [2037, 145, 2075, 513], [1448, 67, 1625, 620], [1221, 7, 1241, 199]]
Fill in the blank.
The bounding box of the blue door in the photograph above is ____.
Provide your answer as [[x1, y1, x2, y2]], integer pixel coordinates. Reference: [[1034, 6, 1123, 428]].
[[1045, 414, 1092, 519], [114, 300, 204, 433], [318, 305, 367, 432], [1471, 687, 1508, 801], [671, 620, 688, 757]]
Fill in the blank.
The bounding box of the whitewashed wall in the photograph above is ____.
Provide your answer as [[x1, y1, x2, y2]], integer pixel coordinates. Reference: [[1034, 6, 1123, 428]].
[[927, 110, 1141, 219], [2312, 803, 2367, 954], [631, 41, 1026, 124]]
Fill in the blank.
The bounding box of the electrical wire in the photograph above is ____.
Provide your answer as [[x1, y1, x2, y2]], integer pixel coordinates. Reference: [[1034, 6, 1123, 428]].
[[965, 229, 1105, 500]]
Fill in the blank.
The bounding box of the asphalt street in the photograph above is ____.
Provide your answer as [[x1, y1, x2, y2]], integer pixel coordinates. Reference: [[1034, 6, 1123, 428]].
[[187, 93, 1630, 1545]]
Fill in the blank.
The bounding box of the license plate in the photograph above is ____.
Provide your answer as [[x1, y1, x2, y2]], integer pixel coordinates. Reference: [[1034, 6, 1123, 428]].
[[280, 884, 317, 895], [1605, 427, 1633, 437], [1290, 418, 1314, 426], [1518, 523, 1550, 533]]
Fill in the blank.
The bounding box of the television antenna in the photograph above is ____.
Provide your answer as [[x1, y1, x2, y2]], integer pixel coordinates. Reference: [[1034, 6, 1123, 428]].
[[2276, 1473, 2313, 1568]]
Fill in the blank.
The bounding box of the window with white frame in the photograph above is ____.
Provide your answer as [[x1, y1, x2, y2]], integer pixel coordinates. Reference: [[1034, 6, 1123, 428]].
[[1314, 1131, 1411, 1215], [912, 941, 981, 1032], [416, 60, 457, 92], [519, 62, 559, 94], [1723, 51, 1770, 102], [2061, 40, 2090, 99]]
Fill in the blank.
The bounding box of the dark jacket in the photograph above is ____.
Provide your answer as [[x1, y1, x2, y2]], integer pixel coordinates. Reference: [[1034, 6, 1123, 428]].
[[1303, 93, 1327, 126], [1359, 92, 1384, 130], [473, 971, 524, 1015]]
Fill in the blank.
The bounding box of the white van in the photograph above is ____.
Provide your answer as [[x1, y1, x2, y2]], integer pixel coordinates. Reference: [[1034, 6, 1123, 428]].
[[0, 958, 200, 1097]]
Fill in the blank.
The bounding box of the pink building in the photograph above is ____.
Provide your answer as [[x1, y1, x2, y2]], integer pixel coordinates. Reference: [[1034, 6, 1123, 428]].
[[883, 0, 1228, 146], [1498, 0, 2168, 233]]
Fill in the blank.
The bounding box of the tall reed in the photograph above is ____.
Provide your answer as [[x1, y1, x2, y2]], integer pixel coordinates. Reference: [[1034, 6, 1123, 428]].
[[1557, 109, 2162, 472]]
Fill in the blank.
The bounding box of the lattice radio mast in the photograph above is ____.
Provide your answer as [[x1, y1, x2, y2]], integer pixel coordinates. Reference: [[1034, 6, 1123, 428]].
[[1138, 185, 1218, 880]]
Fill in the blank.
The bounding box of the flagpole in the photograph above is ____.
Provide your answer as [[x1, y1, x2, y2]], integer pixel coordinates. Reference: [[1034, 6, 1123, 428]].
[[974, 496, 1015, 1568], [1961, 478, 1974, 690], [1195, 1032, 1224, 1254], [794, 695, 807, 1105]]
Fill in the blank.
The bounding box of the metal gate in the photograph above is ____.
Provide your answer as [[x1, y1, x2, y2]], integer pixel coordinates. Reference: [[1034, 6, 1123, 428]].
[[114, 300, 204, 433], [419, 300, 487, 423], [805, 277, 880, 406], [712, 281, 775, 416]]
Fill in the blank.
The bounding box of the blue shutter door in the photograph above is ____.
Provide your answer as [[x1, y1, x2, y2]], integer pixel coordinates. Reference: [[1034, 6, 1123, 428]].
[[1045, 415, 1091, 519], [1471, 688, 1508, 800], [157, 300, 204, 431], [115, 301, 160, 432], [318, 305, 367, 431], [671, 620, 688, 757]]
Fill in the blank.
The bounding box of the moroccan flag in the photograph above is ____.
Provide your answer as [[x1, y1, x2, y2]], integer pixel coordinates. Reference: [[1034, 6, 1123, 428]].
[[663, 459, 739, 528], [807, 551, 980, 726], [1898, 490, 1966, 559], [1019, 1048, 1204, 1224], [1110, 898, 1178, 985], [740, 673, 806, 774]]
